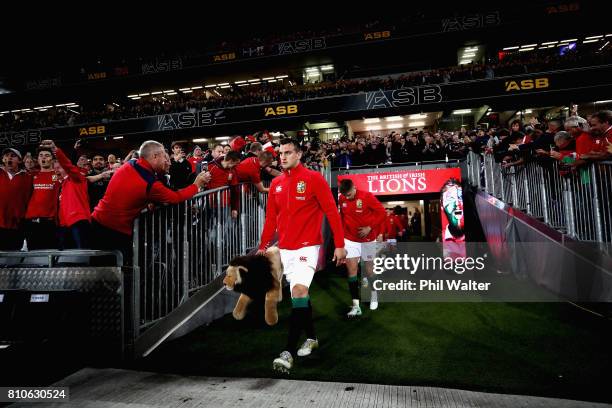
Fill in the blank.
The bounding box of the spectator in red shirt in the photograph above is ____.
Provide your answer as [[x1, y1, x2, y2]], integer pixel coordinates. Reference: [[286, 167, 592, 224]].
[[24, 146, 61, 250], [92, 140, 211, 261], [187, 145, 205, 172], [207, 150, 241, 218], [581, 110, 612, 162], [0, 148, 32, 250], [41, 140, 91, 249], [235, 150, 275, 193]]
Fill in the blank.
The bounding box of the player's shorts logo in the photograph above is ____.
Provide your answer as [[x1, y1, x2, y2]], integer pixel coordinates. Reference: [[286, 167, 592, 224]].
[[299, 256, 308, 262], [297, 180, 306, 194]]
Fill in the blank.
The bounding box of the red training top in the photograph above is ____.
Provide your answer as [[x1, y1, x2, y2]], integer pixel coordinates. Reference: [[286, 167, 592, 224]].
[[259, 163, 344, 250]]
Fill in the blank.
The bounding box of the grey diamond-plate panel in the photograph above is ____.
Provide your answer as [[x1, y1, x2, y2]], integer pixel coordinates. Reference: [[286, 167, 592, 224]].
[[0, 267, 123, 349]]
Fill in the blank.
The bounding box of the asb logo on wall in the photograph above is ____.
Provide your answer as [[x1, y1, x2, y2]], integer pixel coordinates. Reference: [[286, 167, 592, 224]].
[[78, 126, 106, 136], [505, 78, 550, 92], [264, 104, 298, 117]]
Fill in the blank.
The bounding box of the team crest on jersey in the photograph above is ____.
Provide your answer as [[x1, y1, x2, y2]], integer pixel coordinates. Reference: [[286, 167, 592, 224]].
[[296, 180, 306, 194], [356, 199, 363, 209], [52, 175, 59, 182], [275, 185, 283, 192]]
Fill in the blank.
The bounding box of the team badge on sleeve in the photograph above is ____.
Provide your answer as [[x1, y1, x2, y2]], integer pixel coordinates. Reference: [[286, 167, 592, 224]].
[[297, 180, 306, 194]]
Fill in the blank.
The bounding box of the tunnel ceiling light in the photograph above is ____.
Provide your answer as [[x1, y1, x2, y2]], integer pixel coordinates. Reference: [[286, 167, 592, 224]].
[[385, 116, 403, 121], [453, 109, 472, 115], [409, 121, 426, 127], [364, 118, 380, 124]]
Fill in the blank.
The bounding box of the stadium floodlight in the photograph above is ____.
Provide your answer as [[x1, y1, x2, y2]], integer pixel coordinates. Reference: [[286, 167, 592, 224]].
[[364, 118, 380, 124], [409, 121, 426, 127], [453, 109, 472, 115], [503, 46, 519, 50], [385, 116, 403, 122]]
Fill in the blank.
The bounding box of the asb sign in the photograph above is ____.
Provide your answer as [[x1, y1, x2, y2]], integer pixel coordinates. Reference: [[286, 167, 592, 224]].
[[338, 168, 461, 196]]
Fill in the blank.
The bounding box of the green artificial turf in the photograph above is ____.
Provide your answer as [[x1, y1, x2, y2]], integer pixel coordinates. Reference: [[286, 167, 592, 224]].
[[135, 271, 612, 403]]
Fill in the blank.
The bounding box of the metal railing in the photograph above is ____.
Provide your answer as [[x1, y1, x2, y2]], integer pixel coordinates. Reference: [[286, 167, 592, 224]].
[[466, 151, 612, 245], [130, 183, 268, 335]]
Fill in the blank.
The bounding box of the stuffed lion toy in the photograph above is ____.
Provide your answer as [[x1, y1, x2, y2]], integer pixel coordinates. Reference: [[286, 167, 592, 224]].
[[223, 246, 282, 325]]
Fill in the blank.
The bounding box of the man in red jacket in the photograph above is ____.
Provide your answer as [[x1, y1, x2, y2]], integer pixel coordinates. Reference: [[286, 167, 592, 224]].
[[92, 140, 211, 261], [235, 150, 274, 193], [24, 146, 61, 250], [0, 148, 32, 250], [206, 150, 241, 218], [338, 179, 386, 316], [40, 140, 91, 249], [258, 138, 346, 373]]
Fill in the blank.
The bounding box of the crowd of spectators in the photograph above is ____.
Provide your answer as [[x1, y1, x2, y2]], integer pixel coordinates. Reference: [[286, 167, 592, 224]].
[[2, 109, 611, 253], [3, 44, 610, 132]]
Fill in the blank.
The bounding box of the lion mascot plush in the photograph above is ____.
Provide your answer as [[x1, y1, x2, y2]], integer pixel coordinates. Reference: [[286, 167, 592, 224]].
[[223, 246, 282, 325]]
